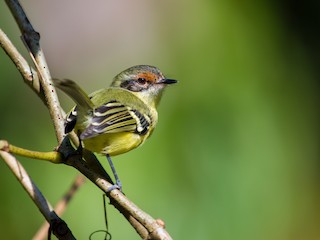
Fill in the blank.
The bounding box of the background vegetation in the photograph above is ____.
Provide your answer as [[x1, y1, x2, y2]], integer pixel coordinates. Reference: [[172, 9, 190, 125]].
[[0, 1, 319, 239]]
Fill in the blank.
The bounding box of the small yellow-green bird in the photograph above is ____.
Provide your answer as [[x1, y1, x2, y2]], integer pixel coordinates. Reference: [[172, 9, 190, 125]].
[[54, 65, 177, 190]]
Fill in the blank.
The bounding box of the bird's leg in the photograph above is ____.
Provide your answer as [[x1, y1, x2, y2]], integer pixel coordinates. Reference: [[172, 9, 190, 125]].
[[76, 131, 83, 155], [106, 154, 122, 192], [75, 140, 83, 156], [59, 132, 83, 161]]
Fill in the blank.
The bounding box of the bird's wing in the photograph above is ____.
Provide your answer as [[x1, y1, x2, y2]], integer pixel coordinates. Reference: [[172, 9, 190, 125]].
[[64, 106, 78, 134], [80, 100, 151, 140]]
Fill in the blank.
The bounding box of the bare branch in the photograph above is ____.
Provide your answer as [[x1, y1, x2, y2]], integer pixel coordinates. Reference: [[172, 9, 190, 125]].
[[1, 1, 173, 239], [5, 0, 65, 142], [69, 155, 172, 240], [33, 175, 86, 240], [0, 28, 45, 103], [0, 151, 76, 240], [0, 28, 81, 144]]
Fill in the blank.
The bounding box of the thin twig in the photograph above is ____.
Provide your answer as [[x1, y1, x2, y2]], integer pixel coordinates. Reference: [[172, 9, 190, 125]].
[[0, 27, 83, 148], [0, 28, 45, 103], [5, 0, 65, 142], [69, 155, 171, 240], [0, 151, 76, 240], [33, 175, 86, 240]]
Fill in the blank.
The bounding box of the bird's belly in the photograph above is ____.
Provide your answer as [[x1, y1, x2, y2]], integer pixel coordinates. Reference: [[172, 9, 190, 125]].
[[82, 132, 143, 156]]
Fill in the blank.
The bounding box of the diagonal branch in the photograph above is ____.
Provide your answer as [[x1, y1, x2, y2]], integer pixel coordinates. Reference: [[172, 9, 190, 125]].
[[33, 175, 86, 240], [1, 0, 173, 239], [5, 0, 65, 142], [0, 28, 45, 104], [0, 150, 76, 240]]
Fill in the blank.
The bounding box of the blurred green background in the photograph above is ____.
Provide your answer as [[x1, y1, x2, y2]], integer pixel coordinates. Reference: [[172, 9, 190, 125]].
[[0, 1, 319, 239]]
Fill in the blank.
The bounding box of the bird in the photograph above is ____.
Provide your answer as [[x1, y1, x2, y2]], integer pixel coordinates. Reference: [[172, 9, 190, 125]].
[[54, 65, 177, 190]]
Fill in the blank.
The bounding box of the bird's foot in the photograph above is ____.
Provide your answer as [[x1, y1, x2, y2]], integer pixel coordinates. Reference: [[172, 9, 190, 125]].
[[106, 183, 122, 193]]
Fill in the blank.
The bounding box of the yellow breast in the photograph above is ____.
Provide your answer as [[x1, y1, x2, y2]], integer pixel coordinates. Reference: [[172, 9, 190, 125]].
[[82, 132, 145, 156]]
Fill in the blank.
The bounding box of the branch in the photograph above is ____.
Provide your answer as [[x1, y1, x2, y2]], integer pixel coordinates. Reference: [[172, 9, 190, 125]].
[[33, 175, 86, 240], [5, 0, 65, 142], [0, 28, 45, 104], [1, 1, 173, 239], [47, 146, 172, 240], [1, 138, 172, 239], [0, 151, 76, 240]]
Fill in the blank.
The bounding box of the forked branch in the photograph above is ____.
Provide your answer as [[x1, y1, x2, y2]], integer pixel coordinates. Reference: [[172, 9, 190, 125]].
[[1, 0, 172, 239]]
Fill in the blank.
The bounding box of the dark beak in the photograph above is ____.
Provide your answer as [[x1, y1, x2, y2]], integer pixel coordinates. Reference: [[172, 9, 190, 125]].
[[158, 78, 178, 84]]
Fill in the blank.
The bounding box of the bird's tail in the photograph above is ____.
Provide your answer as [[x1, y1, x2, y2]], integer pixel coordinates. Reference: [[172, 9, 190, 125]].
[[53, 78, 94, 110]]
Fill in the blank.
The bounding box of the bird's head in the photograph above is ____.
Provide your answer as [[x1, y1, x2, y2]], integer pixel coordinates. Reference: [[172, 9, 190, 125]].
[[111, 65, 177, 107]]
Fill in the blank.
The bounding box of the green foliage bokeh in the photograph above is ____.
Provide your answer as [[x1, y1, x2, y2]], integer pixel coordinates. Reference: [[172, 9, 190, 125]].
[[0, 1, 319, 239]]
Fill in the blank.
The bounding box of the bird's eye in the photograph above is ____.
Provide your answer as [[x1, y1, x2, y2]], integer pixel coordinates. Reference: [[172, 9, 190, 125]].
[[137, 78, 147, 85]]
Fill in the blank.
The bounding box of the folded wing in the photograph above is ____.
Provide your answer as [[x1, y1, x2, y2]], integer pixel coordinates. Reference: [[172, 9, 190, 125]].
[[80, 100, 151, 140]]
